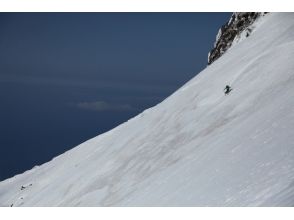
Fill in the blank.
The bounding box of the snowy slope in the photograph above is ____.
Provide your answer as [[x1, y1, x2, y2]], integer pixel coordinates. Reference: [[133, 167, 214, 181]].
[[1, 13, 294, 207]]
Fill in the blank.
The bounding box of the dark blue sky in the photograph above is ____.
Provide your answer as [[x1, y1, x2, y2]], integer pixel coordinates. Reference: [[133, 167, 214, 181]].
[[0, 13, 231, 181]]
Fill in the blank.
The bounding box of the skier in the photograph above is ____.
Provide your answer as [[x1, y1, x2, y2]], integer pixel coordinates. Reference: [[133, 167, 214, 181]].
[[224, 85, 232, 95]]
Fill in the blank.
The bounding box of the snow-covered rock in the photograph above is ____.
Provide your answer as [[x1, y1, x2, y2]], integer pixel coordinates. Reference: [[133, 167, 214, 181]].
[[208, 12, 268, 65], [1, 13, 294, 207]]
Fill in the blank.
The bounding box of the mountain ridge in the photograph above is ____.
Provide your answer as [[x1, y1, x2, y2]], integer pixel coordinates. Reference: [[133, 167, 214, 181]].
[[208, 12, 268, 65]]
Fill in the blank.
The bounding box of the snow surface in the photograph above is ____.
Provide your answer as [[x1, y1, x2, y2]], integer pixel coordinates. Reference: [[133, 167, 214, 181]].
[[1, 13, 294, 207]]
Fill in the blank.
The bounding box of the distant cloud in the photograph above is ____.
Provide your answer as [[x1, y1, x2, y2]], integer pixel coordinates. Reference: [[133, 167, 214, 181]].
[[0, 74, 176, 94], [76, 101, 136, 112]]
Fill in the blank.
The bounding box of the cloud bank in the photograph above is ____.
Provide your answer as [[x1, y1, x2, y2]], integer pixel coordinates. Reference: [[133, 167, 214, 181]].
[[76, 101, 136, 112]]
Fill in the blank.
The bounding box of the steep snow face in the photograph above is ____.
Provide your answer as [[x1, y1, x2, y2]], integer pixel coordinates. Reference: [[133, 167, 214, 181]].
[[1, 13, 294, 207]]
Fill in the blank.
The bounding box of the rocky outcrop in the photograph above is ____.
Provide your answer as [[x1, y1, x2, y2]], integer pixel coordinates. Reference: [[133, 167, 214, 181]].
[[208, 12, 268, 65]]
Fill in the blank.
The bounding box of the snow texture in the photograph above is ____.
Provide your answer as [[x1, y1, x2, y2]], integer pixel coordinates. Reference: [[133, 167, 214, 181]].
[[1, 13, 294, 207]]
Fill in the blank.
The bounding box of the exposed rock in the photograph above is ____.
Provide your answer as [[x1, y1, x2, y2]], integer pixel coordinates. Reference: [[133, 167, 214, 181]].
[[208, 12, 268, 65]]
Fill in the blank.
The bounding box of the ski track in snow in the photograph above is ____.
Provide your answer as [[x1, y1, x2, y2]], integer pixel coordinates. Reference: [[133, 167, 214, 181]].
[[1, 13, 294, 207]]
